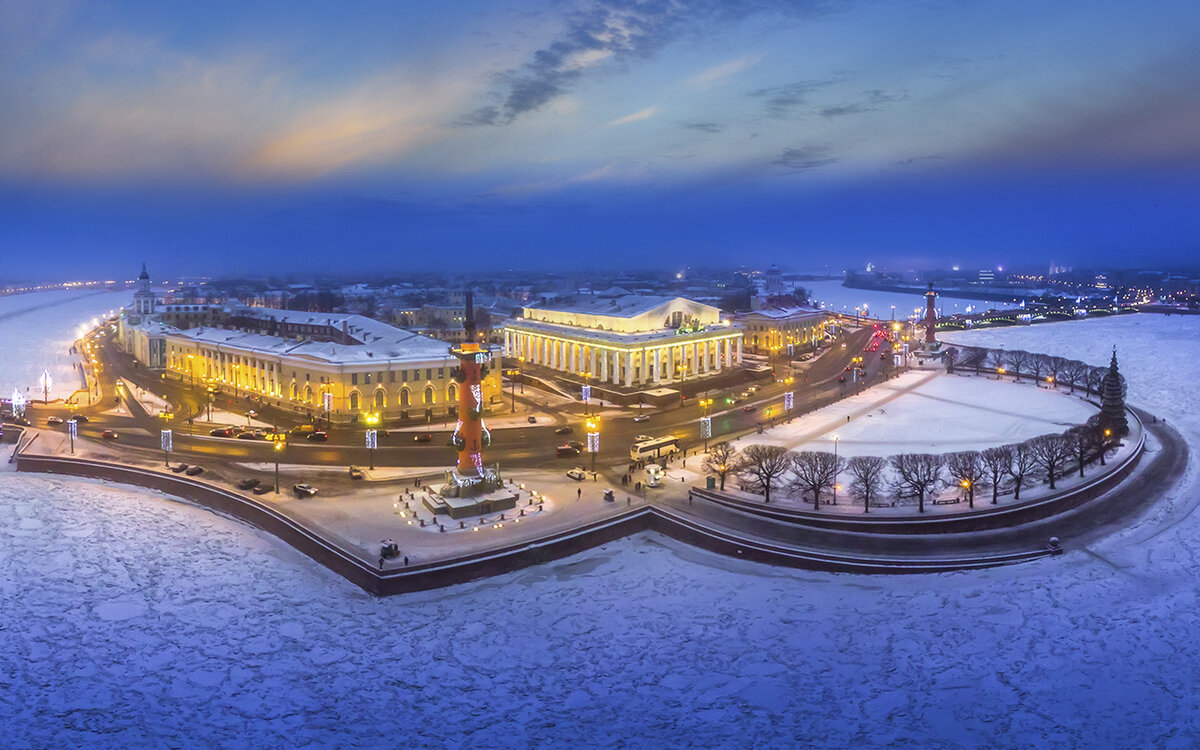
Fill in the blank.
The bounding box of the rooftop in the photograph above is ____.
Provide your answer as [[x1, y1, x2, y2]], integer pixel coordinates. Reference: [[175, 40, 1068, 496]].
[[525, 295, 679, 319]]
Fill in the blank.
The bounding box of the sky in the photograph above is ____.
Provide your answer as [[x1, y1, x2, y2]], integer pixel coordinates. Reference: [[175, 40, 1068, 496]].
[[1, 0, 1199, 279]]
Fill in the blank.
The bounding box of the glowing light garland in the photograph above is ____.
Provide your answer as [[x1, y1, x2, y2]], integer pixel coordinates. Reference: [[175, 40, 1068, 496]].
[[471, 383, 483, 410]]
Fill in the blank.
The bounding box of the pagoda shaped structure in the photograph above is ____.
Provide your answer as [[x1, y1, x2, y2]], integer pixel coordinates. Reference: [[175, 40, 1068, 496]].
[[1098, 348, 1129, 437]]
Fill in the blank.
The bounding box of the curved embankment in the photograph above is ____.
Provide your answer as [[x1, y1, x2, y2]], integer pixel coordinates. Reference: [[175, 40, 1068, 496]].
[[691, 406, 1150, 535], [14, 450, 1077, 594]]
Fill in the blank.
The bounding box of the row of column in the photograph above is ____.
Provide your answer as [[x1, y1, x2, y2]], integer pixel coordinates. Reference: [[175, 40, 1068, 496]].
[[503, 330, 743, 387]]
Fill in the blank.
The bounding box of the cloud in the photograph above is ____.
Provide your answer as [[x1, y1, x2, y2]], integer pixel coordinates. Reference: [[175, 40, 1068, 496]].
[[750, 75, 843, 117], [680, 121, 722, 133], [465, 1, 833, 125], [773, 146, 837, 172], [607, 106, 658, 127], [820, 89, 906, 117], [685, 54, 764, 89], [486, 162, 635, 198]]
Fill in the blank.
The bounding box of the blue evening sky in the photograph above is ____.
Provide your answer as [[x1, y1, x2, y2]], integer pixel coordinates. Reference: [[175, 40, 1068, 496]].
[[1, 0, 1198, 278]]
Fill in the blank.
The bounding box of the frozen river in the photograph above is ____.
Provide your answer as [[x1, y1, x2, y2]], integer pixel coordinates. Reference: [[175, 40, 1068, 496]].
[[3, 291, 1200, 747], [804, 278, 1023, 320]]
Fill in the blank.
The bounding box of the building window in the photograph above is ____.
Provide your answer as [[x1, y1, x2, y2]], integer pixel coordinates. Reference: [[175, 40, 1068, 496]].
[[349, 391, 360, 410], [400, 389, 409, 407], [447, 383, 457, 402], [365, 373, 371, 384], [389, 371, 395, 383], [402, 370, 408, 383], [438, 368, 444, 379], [374, 389, 385, 410], [423, 385, 434, 404], [425, 368, 432, 380], [352, 373, 358, 385]]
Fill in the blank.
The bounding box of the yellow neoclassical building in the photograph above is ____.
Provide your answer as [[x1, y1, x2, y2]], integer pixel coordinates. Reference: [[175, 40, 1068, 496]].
[[503, 295, 743, 388]]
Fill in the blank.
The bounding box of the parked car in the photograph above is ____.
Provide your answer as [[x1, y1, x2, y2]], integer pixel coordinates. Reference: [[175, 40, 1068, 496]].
[[170, 464, 189, 473], [633, 415, 650, 423], [527, 416, 538, 424], [293, 483, 319, 498], [252, 484, 274, 495], [556, 445, 580, 458], [413, 433, 433, 443], [210, 427, 234, 437], [554, 425, 574, 435], [348, 466, 366, 480], [237, 478, 260, 490], [47, 416, 64, 426], [185, 466, 204, 476], [101, 429, 118, 440], [566, 466, 587, 481], [799, 353, 814, 362], [307, 431, 328, 442]]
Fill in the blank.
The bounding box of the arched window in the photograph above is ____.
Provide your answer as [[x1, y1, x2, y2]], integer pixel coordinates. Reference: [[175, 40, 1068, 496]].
[[349, 391, 360, 410], [399, 388, 410, 407], [423, 385, 434, 405], [447, 383, 457, 403], [374, 389, 385, 410], [290, 383, 298, 400], [304, 385, 312, 403]]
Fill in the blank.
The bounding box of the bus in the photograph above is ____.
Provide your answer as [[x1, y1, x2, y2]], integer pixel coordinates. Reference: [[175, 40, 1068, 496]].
[[630, 436, 679, 461]]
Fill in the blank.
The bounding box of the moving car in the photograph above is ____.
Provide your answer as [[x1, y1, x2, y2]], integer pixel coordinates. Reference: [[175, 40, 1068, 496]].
[[413, 433, 433, 443], [565, 440, 584, 451], [348, 466, 366, 480], [746, 386, 759, 393], [554, 425, 574, 435], [307, 431, 328, 442], [293, 483, 318, 498], [633, 415, 650, 423], [237, 431, 261, 440], [209, 427, 234, 437], [633, 434, 653, 443], [799, 353, 814, 362], [742, 405, 755, 412], [566, 466, 587, 481], [556, 444, 580, 458], [9, 416, 31, 426], [237, 478, 260, 490], [73, 414, 90, 423], [290, 424, 316, 435], [47, 416, 64, 426], [101, 429, 118, 440]]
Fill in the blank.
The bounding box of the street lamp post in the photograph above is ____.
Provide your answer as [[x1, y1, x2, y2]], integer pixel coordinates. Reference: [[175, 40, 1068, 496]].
[[160, 427, 173, 467], [274, 440, 284, 493], [586, 417, 599, 474], [518, 355, 525, 394], [365, 412, 380, 471]]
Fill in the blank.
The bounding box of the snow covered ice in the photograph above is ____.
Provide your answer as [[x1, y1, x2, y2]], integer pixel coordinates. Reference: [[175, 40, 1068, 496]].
[[4, 292, 1200, 747]]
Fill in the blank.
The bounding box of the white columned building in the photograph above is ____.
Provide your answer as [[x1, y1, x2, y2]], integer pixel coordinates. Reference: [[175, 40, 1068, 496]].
[[502, 294, 743, 390]]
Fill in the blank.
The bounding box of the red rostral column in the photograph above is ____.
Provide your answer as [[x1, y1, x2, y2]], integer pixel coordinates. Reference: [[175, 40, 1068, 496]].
[[924, 282, 937, 347], [450, 292, 489, 476]]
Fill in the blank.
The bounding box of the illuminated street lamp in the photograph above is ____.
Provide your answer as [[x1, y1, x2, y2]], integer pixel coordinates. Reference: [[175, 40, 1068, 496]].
[[274, 440, 284, 494], [365, 411, 380, 471], [518, 355, 525, 394], [832, 435, 840, 505], [585, 416, 600, 474]]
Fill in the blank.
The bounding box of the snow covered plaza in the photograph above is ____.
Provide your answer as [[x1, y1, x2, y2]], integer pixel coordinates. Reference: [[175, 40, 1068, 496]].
[[3, 291, 1200, 747]]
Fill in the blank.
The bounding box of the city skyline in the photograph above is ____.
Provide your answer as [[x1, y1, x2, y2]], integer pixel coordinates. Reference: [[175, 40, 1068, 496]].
[[3, 1, 1199, 276]]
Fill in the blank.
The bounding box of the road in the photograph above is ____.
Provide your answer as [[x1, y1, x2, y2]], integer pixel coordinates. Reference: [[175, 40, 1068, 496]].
[[25, 322, 891, 477]]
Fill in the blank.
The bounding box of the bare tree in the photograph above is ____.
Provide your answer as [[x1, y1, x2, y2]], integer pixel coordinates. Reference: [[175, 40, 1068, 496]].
[[944, 347, 959, 374], [1029, 353, 1048, 380], [986, 348, 1007, 376], [1084, 367, 1104, 397], [962, 347, 987, 374], [738, 445, 792, 503], [1064, 426, 1090, 478], [981, 445, 1013, 504], [1030, 433, 1072, 490], [789, 451, 843, 510], [1005, 350, 1031, 380], [1047, 356, 1067, 386], [1009, 440, 1038, 500], [702, 442, 742, 491], [1060, 360, 1087, 393], [945, 450, 987, 508], [891, 453, 944, 513], [1085, 416, 1110, 466], [846, 456, 888, 513]]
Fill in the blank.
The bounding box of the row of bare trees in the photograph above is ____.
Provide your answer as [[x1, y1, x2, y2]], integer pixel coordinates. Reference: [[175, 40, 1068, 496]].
[[703, 416, 1115, 513], [943, 346, 1125, 398]]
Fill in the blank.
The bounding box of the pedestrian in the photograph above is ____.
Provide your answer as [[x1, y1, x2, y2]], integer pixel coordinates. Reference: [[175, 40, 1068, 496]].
[[404, 556, 409, 567], [378, 556, 384, 570], [577, 487, 581, 500], [847, 415, 850, 422]]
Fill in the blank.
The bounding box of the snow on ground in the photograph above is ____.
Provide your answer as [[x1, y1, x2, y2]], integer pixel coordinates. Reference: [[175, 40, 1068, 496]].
[[118, 379, 171, 416], [732, 369, 1095, 457], [0, 290, 124, 401], [6, 296, 1200, 746], [805, 278, 1022, 320]]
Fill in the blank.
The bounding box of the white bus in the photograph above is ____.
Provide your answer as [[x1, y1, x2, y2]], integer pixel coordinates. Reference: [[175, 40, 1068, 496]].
[[630, 436, 679, 461]]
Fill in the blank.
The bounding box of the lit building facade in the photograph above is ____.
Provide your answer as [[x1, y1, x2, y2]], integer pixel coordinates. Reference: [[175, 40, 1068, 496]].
[[504, 295, 742, 388], [734, 307, 831, 355]]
